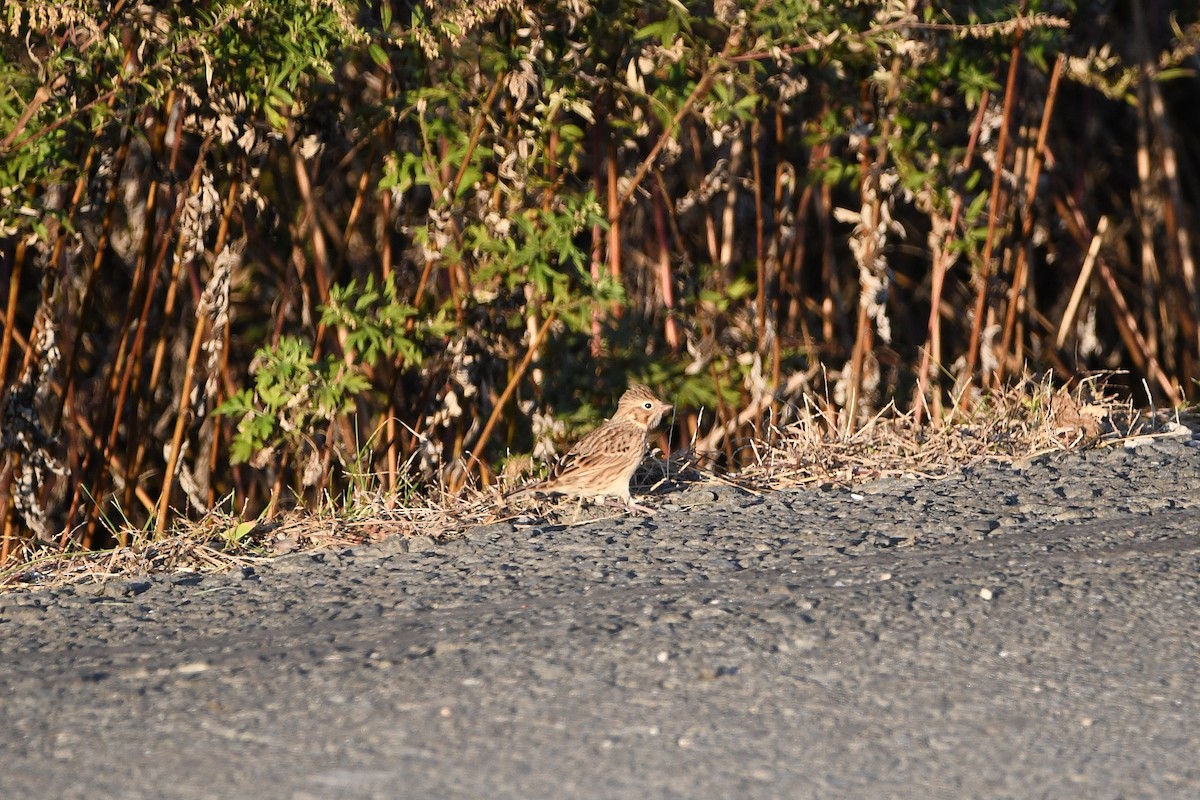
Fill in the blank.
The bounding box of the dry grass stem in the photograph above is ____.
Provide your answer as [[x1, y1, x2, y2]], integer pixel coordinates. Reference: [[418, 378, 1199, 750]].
[[0, 374, 1177, 594], [739, 377, 1150, 490]]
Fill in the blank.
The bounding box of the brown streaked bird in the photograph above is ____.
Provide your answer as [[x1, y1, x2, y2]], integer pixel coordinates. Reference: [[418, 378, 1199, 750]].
[[509, 385, 673, 512]]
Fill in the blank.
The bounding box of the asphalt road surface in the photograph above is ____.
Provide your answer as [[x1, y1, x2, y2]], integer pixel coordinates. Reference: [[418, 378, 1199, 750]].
[[2, 434, 1199, 799]]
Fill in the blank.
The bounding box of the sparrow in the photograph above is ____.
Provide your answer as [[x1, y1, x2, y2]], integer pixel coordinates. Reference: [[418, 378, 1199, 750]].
[[509, 384, 673, 512]]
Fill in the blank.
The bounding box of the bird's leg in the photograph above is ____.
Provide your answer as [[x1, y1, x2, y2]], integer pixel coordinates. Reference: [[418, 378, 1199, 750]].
[[619, 497, 655, 515], [628, 501, 655, 515]]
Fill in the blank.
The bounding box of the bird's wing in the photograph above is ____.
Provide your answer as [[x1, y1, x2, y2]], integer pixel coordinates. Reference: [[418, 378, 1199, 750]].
[[550, 421, 640, 478], [509, 421, 645, 499]]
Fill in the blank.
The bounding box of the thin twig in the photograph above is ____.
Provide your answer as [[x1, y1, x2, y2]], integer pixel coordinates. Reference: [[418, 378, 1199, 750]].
[[964, 13, 1026, 385], [1056, 215, 1108, 349], [459, 310, 559, 489]]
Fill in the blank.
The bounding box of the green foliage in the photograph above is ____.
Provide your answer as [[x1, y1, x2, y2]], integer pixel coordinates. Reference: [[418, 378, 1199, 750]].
[[6, 0, 1191, 549], [321, 274, 454, 367], [0, 0, 365, 233], [465, 192, 611, 329], [699, 276, 756, 314], [216, 336, 369, 465], [219, 520, 258, 548]]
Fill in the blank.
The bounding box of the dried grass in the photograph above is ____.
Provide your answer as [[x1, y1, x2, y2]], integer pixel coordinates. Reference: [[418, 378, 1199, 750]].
[[0, 487, 503, 593], [1, 375, 1180, 593], [734, 375, 1156, 489]]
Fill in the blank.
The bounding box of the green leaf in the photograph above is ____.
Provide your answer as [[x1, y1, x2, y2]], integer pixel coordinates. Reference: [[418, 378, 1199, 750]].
[[635, 21, 671, 42], [369, 43, 390, 70], [220, 521, 257, 546]]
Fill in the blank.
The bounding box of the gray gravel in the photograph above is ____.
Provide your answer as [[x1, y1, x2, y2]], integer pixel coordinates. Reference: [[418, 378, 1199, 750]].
[[2, 432, 1200, 799]]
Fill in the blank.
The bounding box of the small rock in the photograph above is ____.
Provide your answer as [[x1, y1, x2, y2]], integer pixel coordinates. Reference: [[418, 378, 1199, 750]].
[[1159, 421, 1192, 438], [123, 579, 153, 597], [406, 535, 436, 553], [364, 534, 411, 556]]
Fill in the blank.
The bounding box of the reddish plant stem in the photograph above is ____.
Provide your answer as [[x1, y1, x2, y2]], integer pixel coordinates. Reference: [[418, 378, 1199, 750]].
[[912, 93, 990, 425], [999, 54, 1065, 379], [963, 15, 1026, 387], [652, 183, 680, 350], [459, 310, 558, 490]]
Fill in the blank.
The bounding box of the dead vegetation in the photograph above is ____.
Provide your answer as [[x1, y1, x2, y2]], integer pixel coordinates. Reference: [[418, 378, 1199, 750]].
[[5, 3, 1200, 561], [4, 374, 1182, 593]]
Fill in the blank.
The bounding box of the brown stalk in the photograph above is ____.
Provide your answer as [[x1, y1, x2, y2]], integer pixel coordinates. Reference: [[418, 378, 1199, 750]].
[[1055, 195, 1181, 404], [912, 92, 990, 425], [146, 139, 214, 395], [374, 76, 400, 498], [718, 135, 742, 282], [154, 288, 211, 533], [1134, 2, 1199, 383], [0, 240, 23, 385], [0, 240, 26, 565], [652, 183, 680, 350], [380, 187, 398, 495], [207, 312, 234, 512], [751, 114, 772, 439], [998, 54, 1065, 378], [963, 17, 1026, 387], [191, 171, 241, 509], [845, 302, 873, 435], [0, 85, 52, 153], [106, 166, 161, 401], [752, 118, 766, 337], [0, 468, 13, 564], [653, 170, 690, 256], [847, 52, 903, 427], [458, 309, 558, 491], [290, 136, 334, 326], [1131, 49, 1162, 362], [769, 108, 788, 413], [817, 175, 838, 349], [782, 182, 811, 339], [606, 139, 623, 306], [1055, 215, 1108, 350], [151, 154, 240, 535], [336, 159, 374, 276], [52, 134, 132, 432], [589, 121, 607, 357]]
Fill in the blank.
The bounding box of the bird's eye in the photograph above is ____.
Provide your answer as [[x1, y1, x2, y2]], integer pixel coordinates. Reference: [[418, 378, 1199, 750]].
[[643, 401, 653, 410]]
